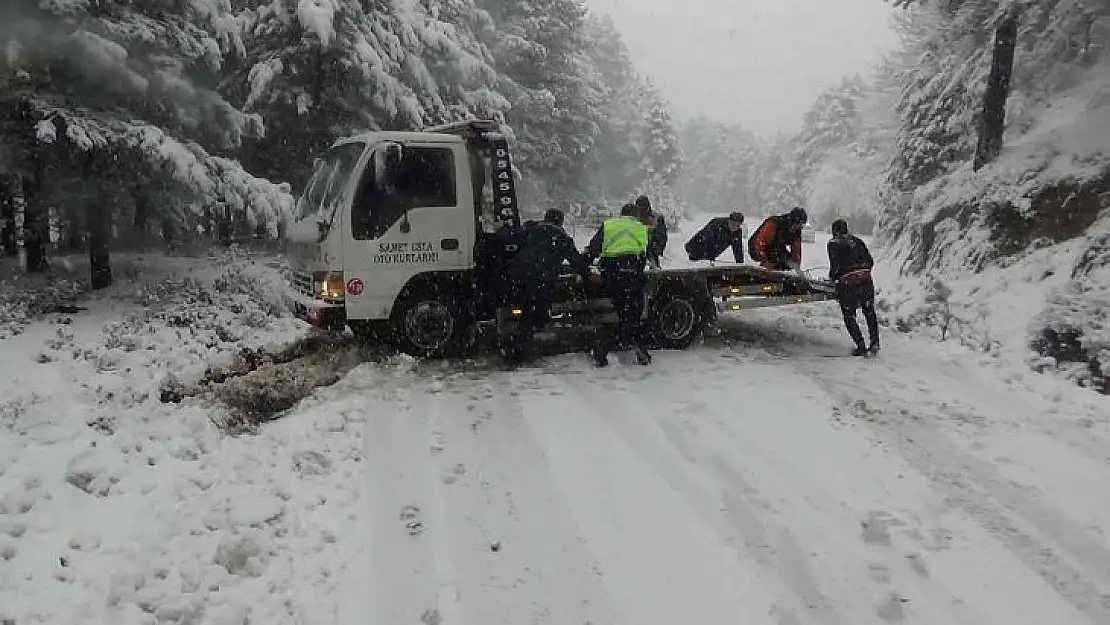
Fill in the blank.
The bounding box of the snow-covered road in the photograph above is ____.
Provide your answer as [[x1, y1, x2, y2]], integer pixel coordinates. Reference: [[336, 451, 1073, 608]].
[[335, 306, 1110, 625], [3, 241, 1110, 625]]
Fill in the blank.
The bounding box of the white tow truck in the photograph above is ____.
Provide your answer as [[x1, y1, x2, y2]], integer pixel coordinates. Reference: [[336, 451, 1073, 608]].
[[284, 120, 836, 358]]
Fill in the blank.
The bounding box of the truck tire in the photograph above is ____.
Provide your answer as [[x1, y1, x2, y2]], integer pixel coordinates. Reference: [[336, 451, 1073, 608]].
[[392, 286, 469, 359], [646, 289, 709, 350]]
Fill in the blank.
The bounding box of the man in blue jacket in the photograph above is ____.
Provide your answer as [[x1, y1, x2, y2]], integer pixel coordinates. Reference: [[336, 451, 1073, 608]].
[[685, 212, 746, 264]]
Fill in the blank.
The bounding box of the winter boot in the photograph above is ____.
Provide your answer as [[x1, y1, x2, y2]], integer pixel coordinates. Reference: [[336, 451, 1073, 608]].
[[592, 348, 609, 368], [635, 346, 652, 366], [867, 339, 880, 355], [851, 344, 868, 357]]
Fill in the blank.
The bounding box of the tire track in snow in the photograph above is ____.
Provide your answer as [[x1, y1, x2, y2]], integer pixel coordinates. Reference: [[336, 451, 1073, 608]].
[[558, 369, 846, 625], [870, 412, 1110, 622], [423, 381, 467, 625], [622, 358, 1046, 625], [424, 372, 626, 624], [599, 371, 979, 625], [783, 355, 1110, 623], [509, 368, 778, 624], [361, 377, 466, 625], [724, 314, 1110, 469]]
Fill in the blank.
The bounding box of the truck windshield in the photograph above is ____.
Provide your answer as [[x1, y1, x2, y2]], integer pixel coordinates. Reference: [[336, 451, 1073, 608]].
[[293, 142, 366, 228]]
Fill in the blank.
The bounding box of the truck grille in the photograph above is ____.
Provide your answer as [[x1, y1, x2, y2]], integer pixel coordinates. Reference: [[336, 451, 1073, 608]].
[[291, 271, 314, 298]]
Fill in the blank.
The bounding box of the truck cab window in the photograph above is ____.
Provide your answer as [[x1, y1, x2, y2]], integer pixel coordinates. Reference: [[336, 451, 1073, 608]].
[[293, 142, 364, 225], [352, 146, 457, 240]]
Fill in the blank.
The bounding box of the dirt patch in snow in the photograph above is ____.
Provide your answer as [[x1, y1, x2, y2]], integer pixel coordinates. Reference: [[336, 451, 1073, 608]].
[[161, 333, 366, 431], [989, 174, 1109, 257]]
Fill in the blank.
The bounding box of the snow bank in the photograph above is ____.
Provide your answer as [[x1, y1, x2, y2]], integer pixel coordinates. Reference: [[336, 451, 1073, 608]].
[[880, 64, 1110, 391], [0, 250, 382, 624]]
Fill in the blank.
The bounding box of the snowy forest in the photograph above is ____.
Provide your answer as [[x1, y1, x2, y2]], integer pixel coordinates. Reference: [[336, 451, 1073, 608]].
[[676, 0, 1109, 238], [0, 0, 685, 288], [5, 4, 1110, 622], [1, 0, 1108, 377]]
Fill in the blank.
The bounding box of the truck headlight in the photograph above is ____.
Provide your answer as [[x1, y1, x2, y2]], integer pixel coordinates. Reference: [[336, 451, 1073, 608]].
[[313, 271, 345, 300]]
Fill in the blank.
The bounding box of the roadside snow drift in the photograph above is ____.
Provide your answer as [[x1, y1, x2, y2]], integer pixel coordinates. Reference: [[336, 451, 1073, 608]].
[[879, 64, 1110, 391], [3, 238, 1110, 625]]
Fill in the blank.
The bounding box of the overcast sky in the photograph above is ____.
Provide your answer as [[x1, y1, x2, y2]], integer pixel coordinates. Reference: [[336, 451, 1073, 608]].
[[585, 0, 900, 137]]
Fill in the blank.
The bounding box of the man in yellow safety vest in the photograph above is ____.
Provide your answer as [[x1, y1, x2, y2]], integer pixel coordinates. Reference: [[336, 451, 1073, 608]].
[[584, 203, 652, 366]]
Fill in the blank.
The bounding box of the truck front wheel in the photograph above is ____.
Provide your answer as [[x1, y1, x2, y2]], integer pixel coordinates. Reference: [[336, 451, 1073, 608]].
[[392, 289, 468, 358], [646, 291, 709, 350]]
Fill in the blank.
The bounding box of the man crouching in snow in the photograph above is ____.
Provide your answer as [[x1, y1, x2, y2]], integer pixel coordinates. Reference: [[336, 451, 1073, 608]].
[[828, 219, 880, 357], [748, 207, 807, 271], [684, 212, 746, 264]]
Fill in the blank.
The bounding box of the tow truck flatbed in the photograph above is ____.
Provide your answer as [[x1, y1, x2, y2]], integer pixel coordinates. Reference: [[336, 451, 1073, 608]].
[[498, 262, 838, 351], [651, 264, 837, 312]]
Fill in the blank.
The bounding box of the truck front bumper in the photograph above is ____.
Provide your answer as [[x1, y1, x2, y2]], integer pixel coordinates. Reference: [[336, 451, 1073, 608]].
[[291, 297, 347, 330]]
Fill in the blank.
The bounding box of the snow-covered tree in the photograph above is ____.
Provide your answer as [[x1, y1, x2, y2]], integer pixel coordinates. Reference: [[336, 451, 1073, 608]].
[[229, 0, 645, 213], [796, 76, 866, 179], [638, 86, 683, 188], [676, 118, 763, 216], [881, 0, 1110, 233], [474, 0, 608, 207], [581, 14, 644, 203], [0, 0, 291, 285], [229, 0, 509, 189], [635, 85, 684, 219], [795, 73, 899, 229]]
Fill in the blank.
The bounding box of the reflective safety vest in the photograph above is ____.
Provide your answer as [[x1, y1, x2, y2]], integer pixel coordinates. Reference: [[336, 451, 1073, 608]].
[[601, 216, 649, 258]]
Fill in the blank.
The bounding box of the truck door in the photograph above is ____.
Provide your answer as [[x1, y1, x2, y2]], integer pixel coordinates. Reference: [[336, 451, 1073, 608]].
[[342, 142, 474, 321]]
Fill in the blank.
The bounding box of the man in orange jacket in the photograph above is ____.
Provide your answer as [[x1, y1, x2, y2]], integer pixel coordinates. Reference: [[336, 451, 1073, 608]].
[[748, 207, 808, 271]]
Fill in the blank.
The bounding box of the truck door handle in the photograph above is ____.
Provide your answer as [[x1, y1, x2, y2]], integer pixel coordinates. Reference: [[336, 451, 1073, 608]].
[[440, 238, 459, 250]]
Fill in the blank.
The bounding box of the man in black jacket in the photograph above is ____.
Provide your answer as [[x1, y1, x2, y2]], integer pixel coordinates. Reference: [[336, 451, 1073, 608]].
[[648, 215, 668, 269], [827, 219, 879, 356], [503, 208, 586, 362], [684, 212, 745, 263]]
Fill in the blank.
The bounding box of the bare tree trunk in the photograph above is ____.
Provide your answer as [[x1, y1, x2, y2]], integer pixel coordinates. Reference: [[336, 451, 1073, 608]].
[[204, 204, 213, 240], [88, 152, 112, 289], [133, 190, 149, 233], [89, 188, 112, 289], [1, 177, 15, 257], [63, 204, 84, 253], [974, 9, 1020, 171], [161, 217, 176, 243], [131, 190, 150, 251], [22, 165, 49, 272], [217, 203, 232, 246]]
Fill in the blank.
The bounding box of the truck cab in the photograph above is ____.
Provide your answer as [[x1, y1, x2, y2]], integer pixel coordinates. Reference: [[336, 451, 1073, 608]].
[[285, 120, 521, 356]]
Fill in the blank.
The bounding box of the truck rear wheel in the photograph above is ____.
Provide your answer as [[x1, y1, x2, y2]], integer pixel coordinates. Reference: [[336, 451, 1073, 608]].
[[646, 290, 709, 350], [392, 288, 468, 358]]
